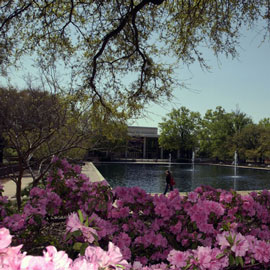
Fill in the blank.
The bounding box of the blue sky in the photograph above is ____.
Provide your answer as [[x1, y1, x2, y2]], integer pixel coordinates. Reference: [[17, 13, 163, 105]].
[[2, 23, 269, 129], [130, 26, 270, 128]]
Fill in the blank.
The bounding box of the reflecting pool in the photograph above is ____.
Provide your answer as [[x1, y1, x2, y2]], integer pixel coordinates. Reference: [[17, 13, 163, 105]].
[[95, 163, 270, 193]]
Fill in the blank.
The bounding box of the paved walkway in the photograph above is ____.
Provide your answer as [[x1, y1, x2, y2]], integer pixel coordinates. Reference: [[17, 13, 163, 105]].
[[1, 162, 105, 199], [2, 175, 33, 198], [81, 162, 105, 182]]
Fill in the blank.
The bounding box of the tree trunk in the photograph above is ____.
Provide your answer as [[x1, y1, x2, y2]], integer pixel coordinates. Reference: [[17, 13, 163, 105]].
[[16, 170, 23, 210]]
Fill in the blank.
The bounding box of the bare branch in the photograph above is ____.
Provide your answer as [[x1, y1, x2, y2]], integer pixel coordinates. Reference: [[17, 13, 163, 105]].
[[89, 0, 164, 105]]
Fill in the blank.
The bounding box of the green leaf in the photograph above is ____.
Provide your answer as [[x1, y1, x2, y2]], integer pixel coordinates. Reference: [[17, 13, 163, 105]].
[[84, 218, 89, 227], [78, 209, 84, 223], [80, 243, 89, 255], [222, 222, 230, 231], [73, 242, 82, 251], [184, 263, 192, 270], [236, 256, 244, 267], [229, 254, 235, 266], [115, 264, 126, 269], [216, 253, 225, 259], [93, 233, 99, 242], [72, 230, 82, 238], [226, 234, 235, 246]]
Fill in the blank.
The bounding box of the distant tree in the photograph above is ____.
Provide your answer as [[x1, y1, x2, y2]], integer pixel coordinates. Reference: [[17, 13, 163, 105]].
[[227, 108, 253, 161], [257, 123, 270, 163], [236, 123, 270, 163], [199, 107, 232, 161], [257, 118, 270, 162], [0, 1, 270, 117], [0, 135, 4, 164], [236, 124, 262, 162], [84, 102, 129, 159], [0, 87, 91, 209], [259, 118, 270, 128], [198, 107, 252, 162], [159, 107, 201, 159]]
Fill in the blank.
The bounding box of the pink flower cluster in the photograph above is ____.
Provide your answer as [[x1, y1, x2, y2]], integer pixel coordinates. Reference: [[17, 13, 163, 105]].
[[0, 227, 24, 270], [0, 227, 129, 270], [2, 159, 270, 269], [0, 184, 9, 222], [2, 187, 62, 232], [168, 246, 229, 270], [217, 231, 270, 264], [66, 212, 97, 243], [46, 158, 113, 218]]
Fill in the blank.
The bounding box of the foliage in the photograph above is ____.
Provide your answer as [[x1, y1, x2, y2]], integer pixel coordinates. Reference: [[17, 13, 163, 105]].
[[1, 0, 270, 116], [159, 107, 201, 158], [159, 106, 270, 163], [2, 159, 270, 269], [0, 86, 93, 209], [198, 107, 234, 160], [85, 102, 129, 155]]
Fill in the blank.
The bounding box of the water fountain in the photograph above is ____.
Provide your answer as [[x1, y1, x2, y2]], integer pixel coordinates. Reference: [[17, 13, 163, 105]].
[[192, 151, 195, 171], [97, 161, 270, 194], [191, 151, 195, 190], [234, 151, 238, 172], [233, 151, 238, 190], [168, 153, 171, 169]]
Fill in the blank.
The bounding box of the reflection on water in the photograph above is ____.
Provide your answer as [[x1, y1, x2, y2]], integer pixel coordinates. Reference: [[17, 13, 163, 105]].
[[95, 163, 270, 194]]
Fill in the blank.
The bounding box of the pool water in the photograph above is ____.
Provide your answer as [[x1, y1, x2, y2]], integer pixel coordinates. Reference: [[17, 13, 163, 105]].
[[95, 163, 270, 194]]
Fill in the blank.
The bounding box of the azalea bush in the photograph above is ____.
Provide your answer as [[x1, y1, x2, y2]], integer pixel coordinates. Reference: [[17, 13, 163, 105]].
[[0, 227, 129, 270], [1, 158, 270, 269]]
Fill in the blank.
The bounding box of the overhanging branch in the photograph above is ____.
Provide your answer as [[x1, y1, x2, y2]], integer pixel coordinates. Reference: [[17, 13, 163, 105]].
[[89, 0, 165, 105]]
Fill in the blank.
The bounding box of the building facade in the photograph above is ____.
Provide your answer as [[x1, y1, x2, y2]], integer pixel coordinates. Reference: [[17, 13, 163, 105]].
[[88, 126, 171, 160], [125, 126, 161, 159]]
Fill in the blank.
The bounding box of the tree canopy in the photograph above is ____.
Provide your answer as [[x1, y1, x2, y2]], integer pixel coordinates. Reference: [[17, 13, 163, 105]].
[[1, 0, 270, 115], [159, 106, 270, 163], [159, 106, 201, 158], [0, 86, 129, 209]]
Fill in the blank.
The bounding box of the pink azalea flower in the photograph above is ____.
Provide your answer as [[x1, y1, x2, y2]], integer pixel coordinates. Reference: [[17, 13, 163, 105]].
[[80, 226, 97, 243], [107, 242, 129, 267], [57, 169, 64, 179], [231, 233, 249, 257], [72, 257, 96, 270], [43, 246, 72, 269], [73, 165, 81, 174], [0, 227, 12, 250], [66, 212, 97, 243], [196, 246, 212, 269], [0, 244, 24, 270], [168, 249, 189, 268], [61, 159, 72, 172], [208, 248, 229, 270], [66, 212, 82, 232], [20, 255, 53, 270], [188, 191, 199, 203], [132, 261, 143, 270], [253, 240, 270, 263], [216, 232, 230, 250], [153, 233, 168, 248], [219, 192, 233, 204], [84, 242, 128, 270], [79, 173, 89, 182], [135, 256, 148, 265]]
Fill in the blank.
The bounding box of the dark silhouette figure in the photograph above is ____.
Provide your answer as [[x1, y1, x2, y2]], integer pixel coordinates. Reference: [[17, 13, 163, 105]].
[[164, 170, 173, 195]]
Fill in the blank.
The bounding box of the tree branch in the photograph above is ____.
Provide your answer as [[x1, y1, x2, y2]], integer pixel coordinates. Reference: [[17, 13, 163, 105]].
[[89, 0, 165, 105], [0, 2, 32, 32]]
